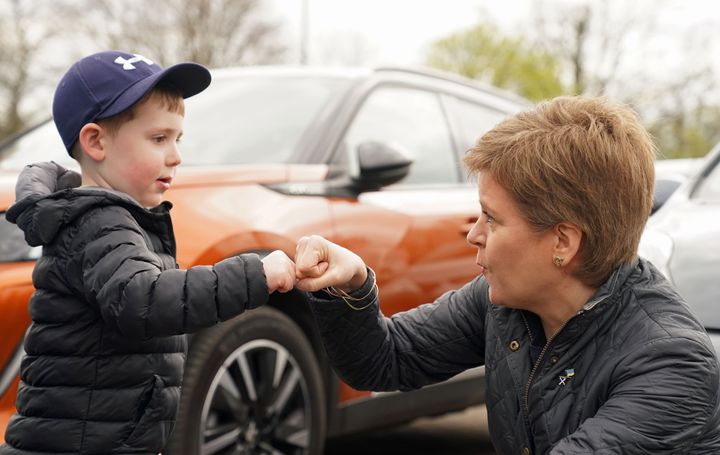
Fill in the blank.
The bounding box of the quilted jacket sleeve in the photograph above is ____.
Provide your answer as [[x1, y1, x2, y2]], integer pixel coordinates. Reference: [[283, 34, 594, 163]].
[[75, 206, 269, 339], [307, 271, 489, 392], [550, 335, 720, 454]]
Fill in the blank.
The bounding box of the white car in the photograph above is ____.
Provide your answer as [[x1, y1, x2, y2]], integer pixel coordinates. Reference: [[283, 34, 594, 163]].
[[640, 150, 720, 355]]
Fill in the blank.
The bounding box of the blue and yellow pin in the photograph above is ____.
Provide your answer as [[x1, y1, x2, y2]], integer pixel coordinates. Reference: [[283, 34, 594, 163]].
[[558, 368, 575, 386]]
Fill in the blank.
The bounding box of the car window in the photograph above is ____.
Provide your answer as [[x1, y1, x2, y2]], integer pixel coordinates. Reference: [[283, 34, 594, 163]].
[[0, 75, 354, 169], [343, 86, 458, 185], [454, 98, 509, 150], [693, 158, 720, 202], [182, 75, 352, 165], [0, 212, 41, 262], [0, 122, 73, 171]]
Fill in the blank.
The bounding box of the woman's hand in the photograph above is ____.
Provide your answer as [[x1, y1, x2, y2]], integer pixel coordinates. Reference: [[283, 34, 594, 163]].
[[295, 235, 367, 292]]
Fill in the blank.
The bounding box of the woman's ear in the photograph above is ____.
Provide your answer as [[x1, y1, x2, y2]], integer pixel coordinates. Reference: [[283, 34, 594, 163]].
[[552, 222, 583, 267], [78, 123, 106, 162]]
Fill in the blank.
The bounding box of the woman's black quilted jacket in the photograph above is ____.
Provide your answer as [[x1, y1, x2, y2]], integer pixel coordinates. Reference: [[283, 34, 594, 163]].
[[308, 261, 720, 454]]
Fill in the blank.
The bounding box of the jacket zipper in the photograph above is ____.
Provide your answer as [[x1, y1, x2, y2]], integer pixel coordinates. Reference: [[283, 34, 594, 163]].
[[518, 291, 612, 452], [522, 312, 581, 413], [521, 313, 534, 344], [522, 291, 613, 411]]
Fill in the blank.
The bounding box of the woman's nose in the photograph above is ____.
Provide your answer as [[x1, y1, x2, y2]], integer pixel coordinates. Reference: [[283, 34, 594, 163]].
[[466, 218, 485, 247]]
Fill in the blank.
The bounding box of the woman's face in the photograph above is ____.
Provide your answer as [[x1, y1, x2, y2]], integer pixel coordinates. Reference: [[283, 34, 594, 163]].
[[466, 173, 558, 309]]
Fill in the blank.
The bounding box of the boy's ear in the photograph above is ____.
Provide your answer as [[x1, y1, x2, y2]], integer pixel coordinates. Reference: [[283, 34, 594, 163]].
[[78, 123, 106, 162]]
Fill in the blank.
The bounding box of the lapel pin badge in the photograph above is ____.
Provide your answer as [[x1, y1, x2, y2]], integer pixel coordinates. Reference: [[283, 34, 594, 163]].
[[558, 368, 575, 386]]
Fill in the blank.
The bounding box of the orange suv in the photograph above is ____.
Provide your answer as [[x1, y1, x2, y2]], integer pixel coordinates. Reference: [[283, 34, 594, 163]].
[[0, 66, 528, 454]]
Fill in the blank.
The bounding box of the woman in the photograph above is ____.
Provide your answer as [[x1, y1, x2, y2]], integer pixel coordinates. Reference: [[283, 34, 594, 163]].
[[294, 96, 720, 454]]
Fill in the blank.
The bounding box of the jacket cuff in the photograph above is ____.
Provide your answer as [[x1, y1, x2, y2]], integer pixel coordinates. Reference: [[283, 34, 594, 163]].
[[308, 267, 377, 306], [243, 253, 270, 309]]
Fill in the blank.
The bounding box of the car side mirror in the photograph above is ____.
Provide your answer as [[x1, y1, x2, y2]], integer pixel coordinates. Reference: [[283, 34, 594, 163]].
[[354, 141, 413, 190], [652, 178, 681, 214]]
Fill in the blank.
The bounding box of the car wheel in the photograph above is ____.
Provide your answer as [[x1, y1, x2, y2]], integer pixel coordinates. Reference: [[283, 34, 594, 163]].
[[165, 307, 327, 455]]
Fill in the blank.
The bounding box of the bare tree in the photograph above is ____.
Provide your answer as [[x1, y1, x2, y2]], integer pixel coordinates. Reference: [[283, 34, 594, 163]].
[[0, 0, 66, 140], [528, 0, 720, 157], [0, 0, 287, 143], [647, 65, 720, 158], [79, 0, 287, 68], [0, 0, 27, 139], [530, 0, 662, 98], [0, 0, 82, 143], [628, 14, 720, 158]]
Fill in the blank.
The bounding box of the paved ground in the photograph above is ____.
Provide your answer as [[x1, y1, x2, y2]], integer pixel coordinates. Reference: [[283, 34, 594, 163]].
[[325, 405, 496, 454]]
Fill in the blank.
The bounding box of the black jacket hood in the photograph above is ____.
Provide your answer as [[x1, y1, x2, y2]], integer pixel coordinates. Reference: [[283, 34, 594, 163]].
[[6, 161, 169, 246]]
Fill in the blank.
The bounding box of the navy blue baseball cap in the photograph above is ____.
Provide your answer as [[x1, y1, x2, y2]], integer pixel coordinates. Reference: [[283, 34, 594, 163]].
[[52, 50, 211, 153]]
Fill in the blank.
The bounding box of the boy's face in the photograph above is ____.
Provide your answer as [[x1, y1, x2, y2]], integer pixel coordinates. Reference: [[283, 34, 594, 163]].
[[97, 96, 183, 208]]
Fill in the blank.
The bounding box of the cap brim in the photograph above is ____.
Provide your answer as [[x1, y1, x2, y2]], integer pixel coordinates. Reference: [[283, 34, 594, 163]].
[[97, 62, 211, 120]]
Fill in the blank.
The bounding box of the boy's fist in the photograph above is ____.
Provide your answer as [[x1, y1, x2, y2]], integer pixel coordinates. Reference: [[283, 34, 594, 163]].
[[261, 250, 296, 294]]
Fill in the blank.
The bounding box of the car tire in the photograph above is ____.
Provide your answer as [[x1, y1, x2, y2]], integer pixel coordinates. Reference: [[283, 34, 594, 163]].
[[164, 306, 327, 455]]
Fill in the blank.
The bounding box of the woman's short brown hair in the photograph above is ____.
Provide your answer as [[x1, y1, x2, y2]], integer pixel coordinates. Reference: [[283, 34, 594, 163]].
[[464, 96, 656, 286]]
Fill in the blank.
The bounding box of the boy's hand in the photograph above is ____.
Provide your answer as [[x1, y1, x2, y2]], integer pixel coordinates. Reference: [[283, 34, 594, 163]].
[[261, 250, 296, 294], [295, 235, 367, 292]]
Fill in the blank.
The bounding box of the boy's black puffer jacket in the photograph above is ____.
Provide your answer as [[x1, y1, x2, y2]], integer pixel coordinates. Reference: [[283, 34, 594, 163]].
[[1, 162, 268, 454], [308, 261, 720, 454]]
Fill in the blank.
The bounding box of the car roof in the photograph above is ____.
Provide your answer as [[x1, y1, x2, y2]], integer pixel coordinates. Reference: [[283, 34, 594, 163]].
[[209, 65, 530, 108], [210, 65, 374, 80], [374, 66, 531, 106]]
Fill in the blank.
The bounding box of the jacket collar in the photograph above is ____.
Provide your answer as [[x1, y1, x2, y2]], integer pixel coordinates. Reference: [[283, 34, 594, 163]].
[[555, 258, 642, 345], [582, 259, 637, 312], [7, 161, 172, 247], [490, 258, 642, 347]]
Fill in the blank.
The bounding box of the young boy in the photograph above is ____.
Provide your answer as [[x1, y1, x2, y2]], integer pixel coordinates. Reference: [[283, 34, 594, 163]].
[[0, 51, 296, 454]]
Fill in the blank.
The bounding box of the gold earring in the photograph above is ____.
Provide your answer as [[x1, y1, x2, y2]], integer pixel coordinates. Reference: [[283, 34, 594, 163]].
[[553, 256, 564, 267]]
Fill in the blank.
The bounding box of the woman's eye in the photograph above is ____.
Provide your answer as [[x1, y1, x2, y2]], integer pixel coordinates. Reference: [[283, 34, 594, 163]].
[[483, 212, 495, 225], [152, 136, 166, 143]]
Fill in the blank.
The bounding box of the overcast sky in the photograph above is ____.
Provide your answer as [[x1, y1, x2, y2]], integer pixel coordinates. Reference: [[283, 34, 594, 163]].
[[269, 0, 720, 68], [15, 0, 720, 125], [270, 0, 527, 66]]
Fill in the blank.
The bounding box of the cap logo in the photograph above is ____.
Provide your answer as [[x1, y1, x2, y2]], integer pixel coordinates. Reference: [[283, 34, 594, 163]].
[[114, 54, 154, 70]]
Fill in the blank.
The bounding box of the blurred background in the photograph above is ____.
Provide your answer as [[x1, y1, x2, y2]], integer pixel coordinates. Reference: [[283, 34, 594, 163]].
[[2, 0, 720, 159]]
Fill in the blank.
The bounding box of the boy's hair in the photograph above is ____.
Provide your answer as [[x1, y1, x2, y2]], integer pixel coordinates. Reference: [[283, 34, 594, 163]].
[[71, 84, 185, 160], [464, 96, 656, 286]]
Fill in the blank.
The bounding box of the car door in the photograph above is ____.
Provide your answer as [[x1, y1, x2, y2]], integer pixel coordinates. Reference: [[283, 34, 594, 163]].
[[328, 85, 475, 313], [665, 154, 720, 335], [325, 84, 513, 405]]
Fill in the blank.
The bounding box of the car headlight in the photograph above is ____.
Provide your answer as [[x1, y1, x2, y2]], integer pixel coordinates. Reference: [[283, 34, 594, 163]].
[[0, 212, 41, 262], [638, 228, 674, 281]]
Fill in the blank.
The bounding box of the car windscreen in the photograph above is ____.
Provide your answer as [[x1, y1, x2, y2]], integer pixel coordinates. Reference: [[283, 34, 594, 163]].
[[180, 75, 352, 165], [0, 122, 73, 171], [0, 74, 353, 169]]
